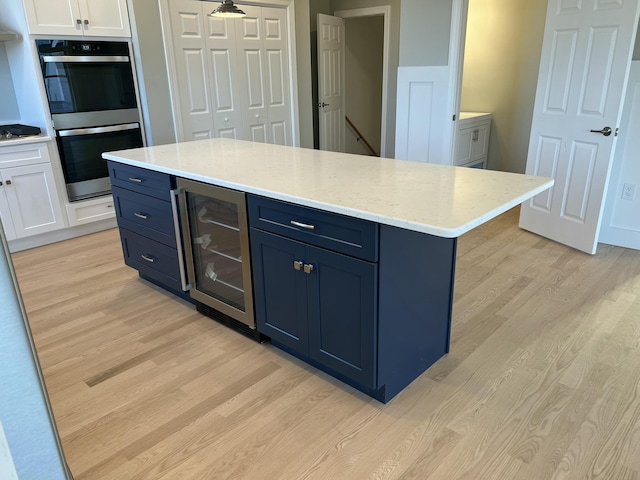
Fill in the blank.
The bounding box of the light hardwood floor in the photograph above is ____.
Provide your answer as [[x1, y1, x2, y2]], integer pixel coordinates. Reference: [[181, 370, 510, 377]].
[[11, 207, 640, 480]]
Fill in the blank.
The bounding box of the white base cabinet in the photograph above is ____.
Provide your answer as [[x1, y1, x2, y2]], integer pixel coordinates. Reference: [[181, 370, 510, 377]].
[[23, 0, 131, 37], [0, 142, 66, 241], [456, 112, 492, 169]]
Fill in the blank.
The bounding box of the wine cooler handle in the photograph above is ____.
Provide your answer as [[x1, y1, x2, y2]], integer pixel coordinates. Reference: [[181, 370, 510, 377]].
[[171, 187, 192, 291]]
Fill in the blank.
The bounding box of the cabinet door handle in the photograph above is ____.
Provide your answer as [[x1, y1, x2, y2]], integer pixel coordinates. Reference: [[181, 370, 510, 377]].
[[141, 254, 155, 263], [134, 212, 149, 220], [291, 220, 315, 230], [5, 180, 11, 186], [84, 19, 89, 26], [303, 263, 314, 274], [128, 177, 144, 183], [293, 260, 303, 271], [171, 187, 191, 291], [76, 19, 82, 25], [472, 129, 479, 142]]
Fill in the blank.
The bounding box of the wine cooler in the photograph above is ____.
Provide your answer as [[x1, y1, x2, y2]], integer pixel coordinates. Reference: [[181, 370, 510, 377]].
[[176, 178, 256, 337]]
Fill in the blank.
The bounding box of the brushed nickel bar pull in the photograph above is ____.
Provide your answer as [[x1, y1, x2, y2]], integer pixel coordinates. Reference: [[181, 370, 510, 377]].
[[141, 254, 155, 263], [134, 212, 149, 220], [128, 177, 143, 183], [171, 188, 191, 291], [291, 220, 315, 230]]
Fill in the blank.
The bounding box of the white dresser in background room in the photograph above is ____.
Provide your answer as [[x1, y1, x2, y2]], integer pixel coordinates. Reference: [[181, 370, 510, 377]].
[[455, 112, 492, 169]]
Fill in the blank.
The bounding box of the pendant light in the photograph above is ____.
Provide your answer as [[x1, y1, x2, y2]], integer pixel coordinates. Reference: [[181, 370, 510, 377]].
[[209, 0, 246, 18]]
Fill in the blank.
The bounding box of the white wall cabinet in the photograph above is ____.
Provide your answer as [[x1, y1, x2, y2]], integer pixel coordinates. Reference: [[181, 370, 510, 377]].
[[23, 0, 131, 37], [455, 112, 491, 169], [0, 142, 66, 241]]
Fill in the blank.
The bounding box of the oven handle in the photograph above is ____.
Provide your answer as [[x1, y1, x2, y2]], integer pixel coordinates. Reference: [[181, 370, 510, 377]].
[[57, 123, 140, 137], [41, 55, 130, 63], [170, 187, 192, 292]]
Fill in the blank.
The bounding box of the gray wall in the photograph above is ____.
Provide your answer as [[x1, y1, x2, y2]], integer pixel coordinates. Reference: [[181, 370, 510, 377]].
[[129, 0, 176, 146], [460, 0, 547, 173], [0, 44, 20, 123]]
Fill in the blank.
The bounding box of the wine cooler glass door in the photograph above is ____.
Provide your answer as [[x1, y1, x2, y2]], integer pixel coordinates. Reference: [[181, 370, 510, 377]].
[[179, 179, 254, 328]]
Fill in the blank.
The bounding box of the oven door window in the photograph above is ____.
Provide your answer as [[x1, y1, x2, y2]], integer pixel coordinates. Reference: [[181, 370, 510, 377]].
[[57, 125, 143, 184], [42, 60, 137, 114]]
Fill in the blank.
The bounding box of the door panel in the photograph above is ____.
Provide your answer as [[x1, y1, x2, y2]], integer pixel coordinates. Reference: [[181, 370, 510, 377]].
[[206, 14, 242, 139], [263, 7, 291, 146], [168, 0, 214, 140], [251, 229, 309, 352], [3, 164, 65, 238], [80, 0, 130, 36], [237, 6, 269, 142], [166, 0, 292, 145], [317, 14, 345, 152], [519, 0, 640, 254], [307, 245, 376, 389]]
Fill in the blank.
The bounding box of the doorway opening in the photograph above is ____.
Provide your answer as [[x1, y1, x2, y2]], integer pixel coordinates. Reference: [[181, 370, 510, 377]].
[[315, 6, 391, 157]]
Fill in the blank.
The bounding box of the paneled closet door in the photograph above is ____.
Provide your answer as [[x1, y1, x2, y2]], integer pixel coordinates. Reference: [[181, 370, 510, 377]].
[[168, 0, 215, 140], [205, 14, 243, 139], [235, 5, 292, 145], [236, 5, 269, 143], [262, 7, 292, 146], [166, 0, 292, 145]]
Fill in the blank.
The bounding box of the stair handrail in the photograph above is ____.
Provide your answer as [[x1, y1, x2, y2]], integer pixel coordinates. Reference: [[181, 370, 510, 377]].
[[345, 116, 380, 157]]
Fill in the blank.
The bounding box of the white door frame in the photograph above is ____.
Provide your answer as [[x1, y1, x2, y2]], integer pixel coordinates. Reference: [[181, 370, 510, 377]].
[[334, 6, 391, 158], [448, 0, 469, 164], [158, 0, 301, 146]]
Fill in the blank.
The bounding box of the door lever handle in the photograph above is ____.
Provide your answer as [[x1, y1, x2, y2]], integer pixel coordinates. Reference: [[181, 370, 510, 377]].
[[317, 102, 329, 108], [590, 126, 612, 137]]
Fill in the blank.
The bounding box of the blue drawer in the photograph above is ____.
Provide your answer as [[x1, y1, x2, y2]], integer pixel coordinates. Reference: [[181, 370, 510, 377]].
[[248, 195, 378, 262], [112, 186, 176, 248], [120, 228, 182, 291], [108, 161, 173, 200]]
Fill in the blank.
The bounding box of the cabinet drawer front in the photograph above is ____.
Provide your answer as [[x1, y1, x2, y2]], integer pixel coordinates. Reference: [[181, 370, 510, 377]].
[[0, 141, 51, 168], [248, 195, 378, 262], [108, 161, 172, 200], [112, 186, 176, 247], [120, 228, 182, 287]]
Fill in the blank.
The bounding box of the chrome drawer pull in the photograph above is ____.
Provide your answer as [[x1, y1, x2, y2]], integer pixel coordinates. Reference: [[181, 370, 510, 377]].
[[141, 254, 155, 263], [128, 177, 143, 183], [291, 220, 315, 230], [134, 212, 149, 220]]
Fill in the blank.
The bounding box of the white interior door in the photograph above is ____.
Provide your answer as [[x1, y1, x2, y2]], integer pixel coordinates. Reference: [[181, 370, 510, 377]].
[[317, 14, 345, 152], [164, 0, 293, 145], [206, 13, 243, 139], [262, 7, 292, 146], [236, 5, 269, 143], [519, 0, 640, 254], [168, 0, 215, 141]]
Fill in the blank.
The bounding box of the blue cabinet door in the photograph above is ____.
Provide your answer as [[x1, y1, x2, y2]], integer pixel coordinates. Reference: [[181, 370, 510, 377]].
[[250, 229, 309, 352], [306, 245, 377, 389]]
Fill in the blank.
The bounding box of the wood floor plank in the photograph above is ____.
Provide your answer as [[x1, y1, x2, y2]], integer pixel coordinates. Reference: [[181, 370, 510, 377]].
[[11, 207, 640, 479]]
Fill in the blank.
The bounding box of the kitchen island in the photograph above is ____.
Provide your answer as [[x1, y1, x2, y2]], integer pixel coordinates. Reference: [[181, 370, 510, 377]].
[[103, 138, 553, 402]]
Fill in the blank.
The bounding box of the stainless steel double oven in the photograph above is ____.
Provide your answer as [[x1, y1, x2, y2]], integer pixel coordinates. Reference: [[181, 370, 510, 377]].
[[37, 39, 144, 202]]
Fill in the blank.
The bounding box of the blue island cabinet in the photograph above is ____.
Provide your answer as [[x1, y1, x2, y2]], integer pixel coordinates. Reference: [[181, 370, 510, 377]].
[[248, 194, 457, 403]]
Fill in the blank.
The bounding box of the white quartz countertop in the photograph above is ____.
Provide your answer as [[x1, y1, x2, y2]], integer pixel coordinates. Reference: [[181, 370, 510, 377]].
[[103, 138, 553, 238]]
